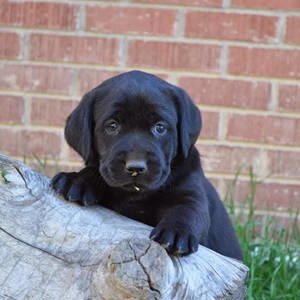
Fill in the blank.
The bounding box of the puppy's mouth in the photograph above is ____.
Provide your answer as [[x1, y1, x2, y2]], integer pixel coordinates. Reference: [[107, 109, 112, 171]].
[[103, 175, 161, 193], [100, 165, 169, 193]]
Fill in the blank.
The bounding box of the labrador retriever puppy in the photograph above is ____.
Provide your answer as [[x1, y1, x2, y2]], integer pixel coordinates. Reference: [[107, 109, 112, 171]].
[[51, 70, 243, 260]]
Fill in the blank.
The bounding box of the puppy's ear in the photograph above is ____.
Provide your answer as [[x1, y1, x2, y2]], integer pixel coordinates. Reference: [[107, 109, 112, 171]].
[[65, 91, 96, 164], [173, 87, 202, 158]]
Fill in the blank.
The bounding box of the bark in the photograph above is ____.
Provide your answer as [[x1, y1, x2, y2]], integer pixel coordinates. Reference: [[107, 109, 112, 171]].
[[0, 154, 248, 300]]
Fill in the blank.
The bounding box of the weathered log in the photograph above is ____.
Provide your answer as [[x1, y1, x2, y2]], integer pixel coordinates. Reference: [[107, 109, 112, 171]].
[[0, 153, 248, 299]]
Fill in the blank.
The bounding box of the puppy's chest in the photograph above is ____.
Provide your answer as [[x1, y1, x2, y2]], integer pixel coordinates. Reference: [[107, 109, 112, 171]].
[[104, 195, 159, 226]]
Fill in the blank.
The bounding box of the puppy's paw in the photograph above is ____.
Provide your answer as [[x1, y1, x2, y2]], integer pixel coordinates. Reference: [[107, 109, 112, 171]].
[[150, 223, 198, 256], [51, 171, 98, 206]]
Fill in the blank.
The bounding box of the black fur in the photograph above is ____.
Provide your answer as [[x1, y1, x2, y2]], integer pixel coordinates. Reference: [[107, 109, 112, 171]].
[[51, 70, 243, 260]]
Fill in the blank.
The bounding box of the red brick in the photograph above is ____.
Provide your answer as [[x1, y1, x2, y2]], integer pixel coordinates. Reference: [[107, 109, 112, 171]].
[[285, 17, 300, 45], [278, 85, 300, 112], [128, 40, 221, 72], [30, 34, 119, 65], [0, 32, 21, 59], [185, 12, 278, 43], [78, 69, 169, 95], [0, 1, 78, 30], [254, 214, 300, 230], [29, 161, 82, 178], [227, 114, 300, 146], [66, 146, 84, 162], [78, 69, 121, 95], [0, 95, 24, 125], [201, 111, 219, 139], [31, 98, 79, 127], [268, 150, 300, 179], [86, 6, 176, 36], [54, 163, 82, 175], [207, 177, 221, 190], [179, 77, 270, 110], [133, 0, 222, 6], [255, 182, 300, 211], [231, 0, 300, 10], [225, 179, 300, 212], [229, 47, 300, 79], [0, 128, 62, 158], [199, 145, 262, 174], [0, 64, 71, 95]]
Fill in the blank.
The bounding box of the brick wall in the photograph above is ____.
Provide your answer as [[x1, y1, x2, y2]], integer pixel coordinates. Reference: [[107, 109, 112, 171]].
[[0, 0, 299, 220]]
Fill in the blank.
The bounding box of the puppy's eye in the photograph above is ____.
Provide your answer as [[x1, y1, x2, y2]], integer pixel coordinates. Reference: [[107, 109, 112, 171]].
[[152, 122, 167, 136], [105, 119, 120, 135]]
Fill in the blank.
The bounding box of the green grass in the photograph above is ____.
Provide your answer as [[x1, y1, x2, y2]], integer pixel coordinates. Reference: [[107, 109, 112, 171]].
[[225, 169, 300, 300]]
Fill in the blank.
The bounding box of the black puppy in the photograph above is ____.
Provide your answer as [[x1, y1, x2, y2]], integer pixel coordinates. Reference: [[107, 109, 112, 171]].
[[51, 70, 243, 260]]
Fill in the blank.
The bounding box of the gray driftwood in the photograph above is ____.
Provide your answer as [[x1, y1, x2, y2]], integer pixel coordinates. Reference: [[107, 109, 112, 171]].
[[0, 154, 248, 300]]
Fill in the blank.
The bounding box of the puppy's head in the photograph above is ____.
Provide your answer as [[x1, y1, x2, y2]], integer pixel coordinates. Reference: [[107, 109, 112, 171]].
[[65, 71, 201, 192]]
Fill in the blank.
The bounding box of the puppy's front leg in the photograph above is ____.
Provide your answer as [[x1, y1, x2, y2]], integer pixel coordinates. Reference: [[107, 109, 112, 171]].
[[150, 178, 210, 256], [51, 166, 105, 206]]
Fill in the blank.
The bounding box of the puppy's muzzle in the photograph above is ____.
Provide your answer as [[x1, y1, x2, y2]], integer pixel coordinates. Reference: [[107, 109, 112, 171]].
[[99, 135, 170, 191]]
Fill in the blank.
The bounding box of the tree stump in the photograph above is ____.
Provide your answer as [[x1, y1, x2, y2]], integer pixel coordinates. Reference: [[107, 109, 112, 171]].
[[0, 154, 248, 299]]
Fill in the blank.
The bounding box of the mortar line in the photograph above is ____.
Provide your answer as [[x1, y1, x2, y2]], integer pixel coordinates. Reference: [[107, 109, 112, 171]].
[[175, 8, 185, 38], [269, 82, 279, 112], [277, 13, 287, 45]]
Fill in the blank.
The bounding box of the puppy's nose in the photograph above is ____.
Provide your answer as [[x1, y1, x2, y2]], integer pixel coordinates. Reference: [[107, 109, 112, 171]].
[[125, 159, 147, 175]]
